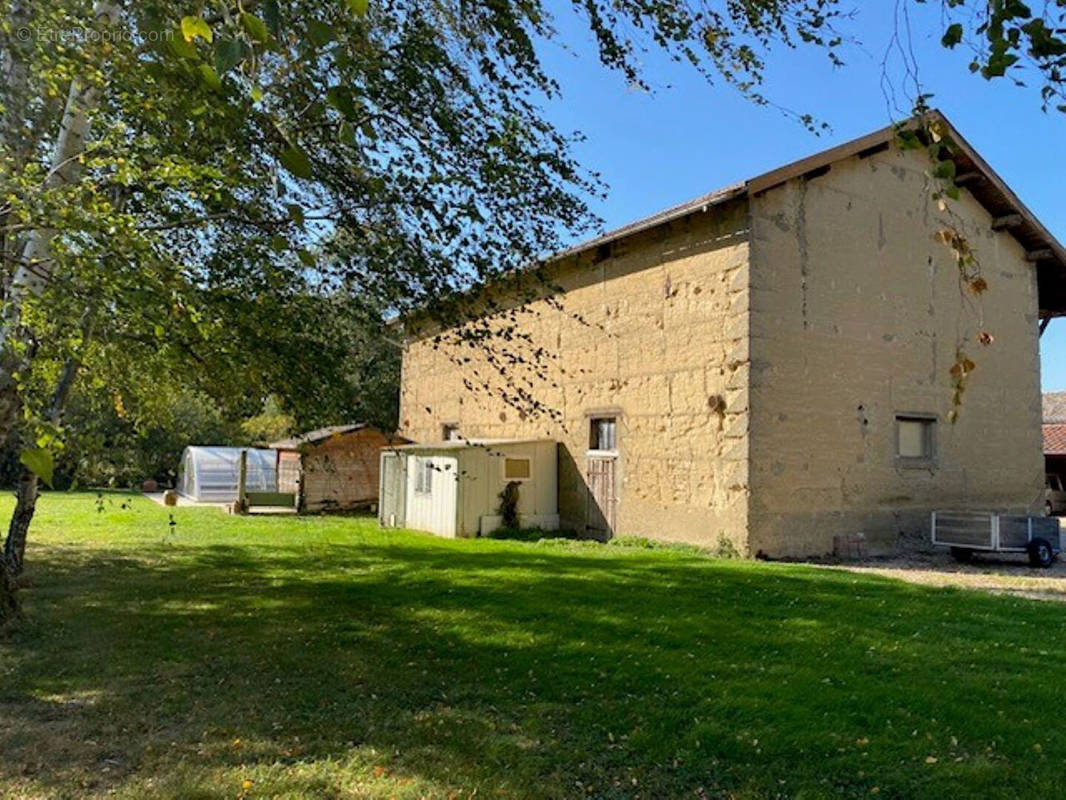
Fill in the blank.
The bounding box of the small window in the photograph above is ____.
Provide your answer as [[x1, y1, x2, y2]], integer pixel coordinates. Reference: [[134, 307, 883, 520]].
[[589, 417, 617, 452], [896, 415, 936, 464], [503, 457, 532, 481], [442, 423, 461, 441], [413, 457, 433, 494], [1049, 475, 1064, 492]]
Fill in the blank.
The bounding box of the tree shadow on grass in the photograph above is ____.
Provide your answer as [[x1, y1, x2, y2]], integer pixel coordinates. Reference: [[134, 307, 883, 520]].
[[3, 539, 1066, 799]]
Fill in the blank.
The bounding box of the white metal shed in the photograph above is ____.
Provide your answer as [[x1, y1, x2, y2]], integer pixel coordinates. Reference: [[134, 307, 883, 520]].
[[177, 446, 278, 502], [379, 439, 558, 537]]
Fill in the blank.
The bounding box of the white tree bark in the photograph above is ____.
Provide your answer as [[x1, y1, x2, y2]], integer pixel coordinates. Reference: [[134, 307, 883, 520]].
[[1, 0, 31, 152], [0, 1, 120, 440]]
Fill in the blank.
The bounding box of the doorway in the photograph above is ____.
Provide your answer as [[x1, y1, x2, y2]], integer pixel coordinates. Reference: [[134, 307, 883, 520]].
[[586, 416, 618, 536]]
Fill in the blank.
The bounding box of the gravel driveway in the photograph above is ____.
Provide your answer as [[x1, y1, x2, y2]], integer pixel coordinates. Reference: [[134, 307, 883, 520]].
[[822, 545, 1066, 601]]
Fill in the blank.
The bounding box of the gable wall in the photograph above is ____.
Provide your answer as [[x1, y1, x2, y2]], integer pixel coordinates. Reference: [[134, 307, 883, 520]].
[[748, 144, 1044, 557], [300, 428, 396, 512], [400, 200, 753, 549]]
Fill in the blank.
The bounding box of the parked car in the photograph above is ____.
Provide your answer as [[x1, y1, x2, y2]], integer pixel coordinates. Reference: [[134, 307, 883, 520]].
[[1049, 474, 1066, 516]]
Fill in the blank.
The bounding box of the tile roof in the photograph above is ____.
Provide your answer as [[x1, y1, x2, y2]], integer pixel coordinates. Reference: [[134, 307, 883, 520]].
[[1044, 392, 1066, 423], [1044, 423, 1066, 455]]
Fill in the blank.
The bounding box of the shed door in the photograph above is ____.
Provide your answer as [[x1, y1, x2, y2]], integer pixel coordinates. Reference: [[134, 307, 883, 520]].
[[379, 452, 406, 527], [277, 452, 301, 495], [586, 455, 617, 536], [405, 455, 458, 537]]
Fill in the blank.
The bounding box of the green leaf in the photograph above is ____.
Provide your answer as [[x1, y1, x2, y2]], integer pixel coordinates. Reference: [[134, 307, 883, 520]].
[[279, 147, 313, 179], [337, 120, 356, 145], [326, 86, 359, 119], [297, 249, 316, 267], [286, 203, 306, 225], [308, 20, 336, 47], [932, 159, 957, 180], [263, 0, 282, 36], [214, 38, 246, 75], [181, 15, 213, 43], [198, 64, 223, 91], [941, 23, 964, 48], [241, 12, 270, 43], [20, 448, 54, 488], [345, 0, 369, 17], [250, 86, 264, 102], [168, 34, 198, 59], [270, 235, 288, 252]]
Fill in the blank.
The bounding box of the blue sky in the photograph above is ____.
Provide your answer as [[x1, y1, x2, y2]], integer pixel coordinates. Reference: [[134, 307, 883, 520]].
[[535, 3, 1066, 391]]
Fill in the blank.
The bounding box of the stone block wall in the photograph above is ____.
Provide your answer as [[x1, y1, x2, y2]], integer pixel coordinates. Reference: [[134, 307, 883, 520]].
[[400, 199, 753, 550], [747, 145, 1044, 556]]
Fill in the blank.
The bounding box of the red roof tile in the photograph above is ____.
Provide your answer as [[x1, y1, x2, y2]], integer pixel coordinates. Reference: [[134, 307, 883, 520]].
[[1044, 424, 1066, 455]]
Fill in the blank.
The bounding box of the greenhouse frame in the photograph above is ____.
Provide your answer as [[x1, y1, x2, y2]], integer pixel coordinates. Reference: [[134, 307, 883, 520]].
[[177, 446, 278, 502]]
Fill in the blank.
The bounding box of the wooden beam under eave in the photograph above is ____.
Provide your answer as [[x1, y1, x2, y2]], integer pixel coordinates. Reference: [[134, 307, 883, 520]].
[[1027, 249, 1055, 262], [1041, 317, 1052, 336], [991, 213, 1023, 231], [954, 172, 982, 186]]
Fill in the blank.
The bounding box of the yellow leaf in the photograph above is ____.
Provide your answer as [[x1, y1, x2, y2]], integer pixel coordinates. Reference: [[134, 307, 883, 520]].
[[925, 755, 938, 764], [181, 15, 213, 43]]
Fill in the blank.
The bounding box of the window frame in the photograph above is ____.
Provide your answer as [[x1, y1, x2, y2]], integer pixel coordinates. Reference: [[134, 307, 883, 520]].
[[588, 416, 618, 454], [413, 456, 434, 495], [501, 456, 533, 483], [894, 413, 938, 468]]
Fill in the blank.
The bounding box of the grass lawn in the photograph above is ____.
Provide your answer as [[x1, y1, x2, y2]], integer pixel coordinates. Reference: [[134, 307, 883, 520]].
[[2, 493, 1066, 799]]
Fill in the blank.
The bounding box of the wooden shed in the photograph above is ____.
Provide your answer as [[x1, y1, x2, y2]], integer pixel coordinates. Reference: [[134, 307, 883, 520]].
[[271, 425, 408, 513]]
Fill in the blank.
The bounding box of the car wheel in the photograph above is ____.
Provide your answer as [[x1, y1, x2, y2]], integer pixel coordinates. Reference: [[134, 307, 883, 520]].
[[1028, 538, 1055, 568]]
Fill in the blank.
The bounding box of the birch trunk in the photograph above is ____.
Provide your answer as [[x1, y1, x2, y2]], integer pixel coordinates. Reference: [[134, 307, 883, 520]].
[[0, 1, 119, 442], [0, 301, 91, 626]]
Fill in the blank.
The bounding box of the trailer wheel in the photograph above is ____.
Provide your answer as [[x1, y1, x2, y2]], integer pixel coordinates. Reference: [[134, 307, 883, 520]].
[[1028, 538, 1055, 568], [950, 547, 974, 563]]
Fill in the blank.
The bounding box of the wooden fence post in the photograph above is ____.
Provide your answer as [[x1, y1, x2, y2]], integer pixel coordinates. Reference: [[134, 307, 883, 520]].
[[237, 450, 248, 514]]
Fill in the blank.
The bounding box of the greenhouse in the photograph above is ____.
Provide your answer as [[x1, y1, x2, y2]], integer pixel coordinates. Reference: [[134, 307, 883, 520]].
[[177, 446, 278, 502]]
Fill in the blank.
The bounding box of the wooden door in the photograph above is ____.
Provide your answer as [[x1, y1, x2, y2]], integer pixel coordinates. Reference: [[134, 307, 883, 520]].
[[586, 455, 617, 536]]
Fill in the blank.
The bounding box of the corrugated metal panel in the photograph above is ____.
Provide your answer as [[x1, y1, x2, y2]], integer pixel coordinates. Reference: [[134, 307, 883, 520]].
[[379, 452, 406, 527], [404, 455, 458, 536]]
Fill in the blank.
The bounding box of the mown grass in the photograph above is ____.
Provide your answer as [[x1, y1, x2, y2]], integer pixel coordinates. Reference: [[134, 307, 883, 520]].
[[2, 492, 1066, 799]]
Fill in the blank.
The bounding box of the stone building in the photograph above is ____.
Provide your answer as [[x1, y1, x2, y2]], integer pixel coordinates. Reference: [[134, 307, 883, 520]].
[[397, 112, 1065, 557]]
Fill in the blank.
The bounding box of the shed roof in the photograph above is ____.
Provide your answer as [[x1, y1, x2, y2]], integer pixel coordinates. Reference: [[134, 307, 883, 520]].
[[392, 438, 554, 451], [1044, 393, 1066, 423], [1044, 424, 1066, 456], [270, 424, 369, 450]]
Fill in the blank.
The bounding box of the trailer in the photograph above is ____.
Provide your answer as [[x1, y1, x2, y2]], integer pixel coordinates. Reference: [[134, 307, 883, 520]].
[[931, 511, 1061, 567]]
